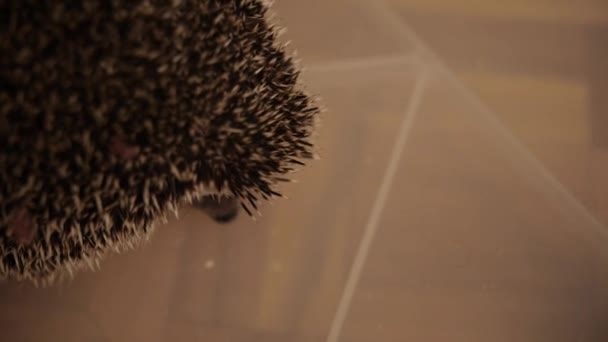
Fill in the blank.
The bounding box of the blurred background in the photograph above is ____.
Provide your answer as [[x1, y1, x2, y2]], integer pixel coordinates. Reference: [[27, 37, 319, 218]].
[[1, 0, 608, 341]]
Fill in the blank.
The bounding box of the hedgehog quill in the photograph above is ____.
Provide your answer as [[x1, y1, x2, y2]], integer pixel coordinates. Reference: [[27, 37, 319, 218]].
[[0, 0, 319, 284]]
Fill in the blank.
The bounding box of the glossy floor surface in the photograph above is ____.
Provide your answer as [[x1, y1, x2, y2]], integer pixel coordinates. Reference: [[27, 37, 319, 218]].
[[2, 1, 608, 341]]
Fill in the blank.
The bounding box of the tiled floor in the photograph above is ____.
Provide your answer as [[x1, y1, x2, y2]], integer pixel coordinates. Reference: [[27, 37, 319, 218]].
[[2, 0, 608, 341], [386, 0, 608, 226]]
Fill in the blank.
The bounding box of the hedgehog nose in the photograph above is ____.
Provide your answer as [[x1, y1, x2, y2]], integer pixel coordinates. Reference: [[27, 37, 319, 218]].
[[194, 196, 239, 224]]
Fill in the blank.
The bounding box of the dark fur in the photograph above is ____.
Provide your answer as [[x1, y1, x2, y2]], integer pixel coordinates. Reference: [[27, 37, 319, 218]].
[[0, 0, 318, 283]]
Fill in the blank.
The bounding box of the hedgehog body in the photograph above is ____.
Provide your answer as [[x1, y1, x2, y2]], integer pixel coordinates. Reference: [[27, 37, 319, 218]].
[[0, 0, 318, 283]]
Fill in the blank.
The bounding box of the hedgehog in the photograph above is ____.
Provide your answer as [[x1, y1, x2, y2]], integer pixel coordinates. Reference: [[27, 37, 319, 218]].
[[0, 0, 319, 284]]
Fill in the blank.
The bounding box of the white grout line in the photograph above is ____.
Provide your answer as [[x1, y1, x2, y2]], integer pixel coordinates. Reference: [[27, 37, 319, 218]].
[[305, 53, 421, 74], [371, 0, 608, 240], [326, 70, 428, 342]]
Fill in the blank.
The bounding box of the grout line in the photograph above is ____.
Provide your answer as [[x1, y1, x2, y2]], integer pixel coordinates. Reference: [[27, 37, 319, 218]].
[[326, 70, 428, 342], [305, 53, 421, 74], [372, 0, 608, 240]]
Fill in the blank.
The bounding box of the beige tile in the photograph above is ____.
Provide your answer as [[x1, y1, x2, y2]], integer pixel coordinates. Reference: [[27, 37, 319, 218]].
[[273, 0, 416, 66], [339, 72, 608, 342], [387, 0, 608, 227], [385, 5, 595, 76], [0, 290, 106, 342], [388, 0, 608, 25]]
